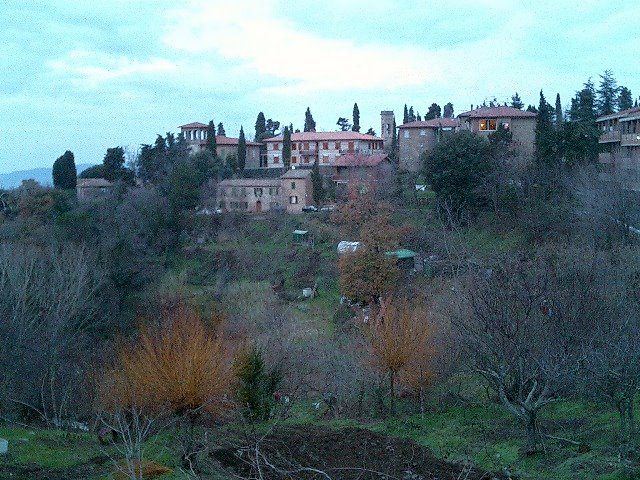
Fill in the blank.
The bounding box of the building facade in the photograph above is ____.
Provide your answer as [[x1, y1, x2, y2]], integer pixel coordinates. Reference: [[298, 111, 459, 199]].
[[331, 153, 394, 194], [397, 118, 459, 172], [262, 131, 385, 170], [76, 178, 113, 201], [179, 122, 262, 169], [280, 169, 313, 213], [457, 106, 536, 157], [216, 178, 283, 213], [597, 107, 640, 189]]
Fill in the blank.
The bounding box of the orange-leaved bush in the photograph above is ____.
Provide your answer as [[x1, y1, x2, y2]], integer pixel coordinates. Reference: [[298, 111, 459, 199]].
[[97, 304, 233, 417]]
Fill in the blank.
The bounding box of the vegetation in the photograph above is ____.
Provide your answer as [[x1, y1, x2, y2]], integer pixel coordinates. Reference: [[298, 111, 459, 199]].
[[52, 150, 77, 189]]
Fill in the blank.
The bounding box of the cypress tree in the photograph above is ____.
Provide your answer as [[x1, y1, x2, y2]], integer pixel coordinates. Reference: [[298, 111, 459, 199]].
[[555, 94, 563, 130], [403, 104, 409, 124], [217, 122, 226, 136], [103, 146, 125, 181], [206, 120, 217, 157], [352, 103, 360, 132], [425, 103, 441, 120], [237, 126, 247, 172], [389, 119, 398, 164], [255, 112, 266, 141], [304, 107, 316, 132], [52, 150, 77, 189], [282, 126, 291, 169], [443, 102, 454, 118], [311, 158, 325, 205], [534, 91, 557, 166]]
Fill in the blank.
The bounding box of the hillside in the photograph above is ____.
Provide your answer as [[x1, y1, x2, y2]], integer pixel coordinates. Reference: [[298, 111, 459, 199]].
[[0, 164, 96, 188]]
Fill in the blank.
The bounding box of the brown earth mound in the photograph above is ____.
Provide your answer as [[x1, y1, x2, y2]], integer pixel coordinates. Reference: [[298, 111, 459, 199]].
[[212, 425, 507, 480]]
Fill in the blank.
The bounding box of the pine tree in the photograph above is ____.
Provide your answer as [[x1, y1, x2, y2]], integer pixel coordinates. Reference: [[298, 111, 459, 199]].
[[597, 70, 619, 116], [282, 126, 291, 170], [52, 150, 77, 189], [206, 120, 217, 156], [408, 106, 416, 122], [425, 103, 441, 120], [564, 79, 599, 166], [237, 126, 247, 172], [352, 103, 361, 132], [555, 93, 563, 130], [365, 127, 376, 136], [304, 107, 316, 132], [535, 91, 557, 166], [511, 93, 524, 109], [618, 87, 633, 111], [217, 122, 226, 136], [311, 158, 325, 205], [403, 104, 409, 124], [254, 112, 266, 141], [337, 117, 351, 131], [443, 102, 454, 118]]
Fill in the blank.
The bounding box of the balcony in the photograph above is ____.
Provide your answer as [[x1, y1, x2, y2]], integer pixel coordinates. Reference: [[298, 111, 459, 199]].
[[621, 133, 640, 147], [599, 131, 621, 143]]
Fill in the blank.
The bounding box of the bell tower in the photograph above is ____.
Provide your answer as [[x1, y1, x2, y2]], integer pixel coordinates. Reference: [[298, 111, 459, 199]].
[[380, 110, 395, 149]]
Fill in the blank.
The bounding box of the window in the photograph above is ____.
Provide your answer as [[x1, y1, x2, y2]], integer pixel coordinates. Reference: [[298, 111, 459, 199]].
[[292, 143, 297, 150], [273, 143, 279, 150], [348, 141, 354, 152], [335, 142, 341, 150], [292, 156, 297, 163], [303, 156, 310, 163], [291, 181, 296, 189], [304, 142, 309, 150], [289, 195, 298, 204], [231, 187, 238, 195], [322, 142, 329, 150], [479, 119, 497, 131], [241, 188, 247, 197], [254, 187, 263, 197], [403, 130, 410, 138], [273, 156, 280, 163], [420, 129, 426, 136], [322, 155, 329, 163]]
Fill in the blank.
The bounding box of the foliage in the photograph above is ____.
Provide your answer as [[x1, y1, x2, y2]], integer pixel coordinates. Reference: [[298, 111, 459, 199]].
[[311, 158, 325, 205], [52, 150, 77, 190], [78, 164, 105, 178], [425, 103, 441, 120], [443, 102, 454, 118], [254, 112, 266, 141], [597, 70, 619, 116], [510, 92, 524, 109], [237, 126, 247, 172], [206, 120, 217, 157], [338, 250, 399, 305], [618, 86, 633, 111], [422, 130, 494, 216], [217, 122, 226, 136], [535, 90, 559, 166], [337, 117, 351, 131], [233, 345, 281, 422], [304, 107, 316, 132], [352, 102, 360, 132], [282, 126, 291, 170]]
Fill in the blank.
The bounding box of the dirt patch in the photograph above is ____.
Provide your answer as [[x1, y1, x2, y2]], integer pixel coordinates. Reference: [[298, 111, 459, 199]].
[[212, 425, 507, 479]]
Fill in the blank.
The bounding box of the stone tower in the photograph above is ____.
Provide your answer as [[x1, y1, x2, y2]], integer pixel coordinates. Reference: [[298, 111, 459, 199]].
[[380, 110, 395, 150]]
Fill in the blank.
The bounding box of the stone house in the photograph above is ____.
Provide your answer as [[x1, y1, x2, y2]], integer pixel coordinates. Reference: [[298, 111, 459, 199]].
[[216, 178, 283, 213], [597, 107, 640, 189], [457, 106, 536, 157], [179, 122, 262, 169], [331, 153, 394, 194], [397, 118, 459, 172], [281, 168, 313, 213], [262, 131, 385, 170], [76, 178, 113, 201]]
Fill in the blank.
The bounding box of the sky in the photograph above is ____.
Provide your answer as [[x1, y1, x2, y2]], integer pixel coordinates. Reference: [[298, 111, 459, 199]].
[[1, 0, 639, 174]]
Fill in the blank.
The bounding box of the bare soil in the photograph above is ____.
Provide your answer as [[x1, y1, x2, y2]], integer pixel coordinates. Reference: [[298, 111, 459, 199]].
[[212, 425, 507, 479]]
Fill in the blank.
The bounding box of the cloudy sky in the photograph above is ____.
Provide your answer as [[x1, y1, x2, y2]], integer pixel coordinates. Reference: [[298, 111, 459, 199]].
[[1, 0, 639, 173]]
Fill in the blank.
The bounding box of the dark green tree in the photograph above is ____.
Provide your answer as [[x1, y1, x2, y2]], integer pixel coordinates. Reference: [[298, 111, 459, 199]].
[[526, 105, 538, 113], [254, 112, 266, 141], [511, 92, 524, 109], [237, 126, 247, 172], [311, 158, 325, 205], [52, 150, 77, 190], [416, 111, 422, 121], [352, 103, 361, 132], [408, 106, 416, 122], [597, 70, 619, 116], [78, 164, 105, 179], [388, 119, 398, 164], [304, 107, 316, 132], [167, 159, 203, 213], [265, 119, 280, 136], [217, 122, 226, 136], [234, 346, 281, 422], [403, 104, 409, 124], [555, 93, 563, 130], [535, 91, 558, 166], [206, 120, 217, 157], [563, 79, 599, 166], [443, 102, 454, 118], [337, 117, 351, 131], [366, 127, 376, 136], [425, 103, 441, 120], [282, 126, 291, 170], [422, 131, 494, 216], [103, 146, 125, 182], [618, 86, 633, 111]]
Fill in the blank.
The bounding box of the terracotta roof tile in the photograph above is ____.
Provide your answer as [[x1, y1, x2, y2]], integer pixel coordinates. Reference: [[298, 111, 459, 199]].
[[597, 107, 640, 122], [399, 118, 459, 129], [333, 153, 389, 167], [458, 106, 536, 118], [219, 178, 281, 187], [179, 122, 208, 129], [263, 131, 382, 142], [281, 168, 313, 179]]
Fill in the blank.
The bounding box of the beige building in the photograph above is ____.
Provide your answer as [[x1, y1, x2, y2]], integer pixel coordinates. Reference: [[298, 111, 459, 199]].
[[458, 106, 536, 157], [179, 122, 262, 169], [262, 131, 385, 169], [281, 168, 313, 213], [597, 107, 640, 189], [216, 178, 283, 213], [76, 178, 113, 201], [397, 118, 459, 172]]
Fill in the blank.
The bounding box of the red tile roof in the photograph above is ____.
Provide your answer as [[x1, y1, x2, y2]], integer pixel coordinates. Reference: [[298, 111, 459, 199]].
[[597, 106, 640, 122], [281, 168, 313, 179], [263, 131, 382, 142], [399, 118, 459, 129], [458, 106, 536, 118], [333, 153, 389, 167], [185, 135, 262, 147], [179, 122, 208, 129], [219, 178, 280, 187]]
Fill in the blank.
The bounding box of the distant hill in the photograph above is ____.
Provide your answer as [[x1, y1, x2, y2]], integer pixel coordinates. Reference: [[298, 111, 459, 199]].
[[0, 164, 97, 189]]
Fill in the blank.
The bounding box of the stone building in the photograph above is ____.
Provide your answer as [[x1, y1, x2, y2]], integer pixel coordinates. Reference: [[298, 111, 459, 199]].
[[280, 168, 313, 213], [76, 178, 113, 201], [397, 118, 459, 172], [331, 153, 394, 194], [179, 122, 262, 169], [216, 178, 282, 213], [262, 131, 385, 170], [380, 110, 395, 150], [457, 106, 536, 157], [597, 106, 640, 189]]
